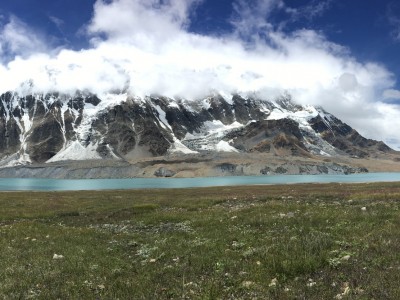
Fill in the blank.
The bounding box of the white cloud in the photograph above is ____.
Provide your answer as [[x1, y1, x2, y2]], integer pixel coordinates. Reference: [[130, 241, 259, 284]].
[[0, 0, 399, 148], [230, 0, 282, 39], [290, 0, 333, 21], [0, 16, 49, 60], [49, 16, 64, 28], [387, 3, 400, 41], [87, 0, 201, 48], [383, 89, 400, 100]]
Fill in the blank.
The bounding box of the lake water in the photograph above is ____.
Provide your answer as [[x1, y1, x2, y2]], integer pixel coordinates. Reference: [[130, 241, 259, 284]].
[[0, 173, 400, 191]]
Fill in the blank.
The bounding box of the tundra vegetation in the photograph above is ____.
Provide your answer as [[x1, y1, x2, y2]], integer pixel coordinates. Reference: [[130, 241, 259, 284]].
[[0, 183, 399, 299]]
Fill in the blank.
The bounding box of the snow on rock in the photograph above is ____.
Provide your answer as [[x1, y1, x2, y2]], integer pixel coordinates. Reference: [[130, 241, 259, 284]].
[[75, 93, 128, 142], [46, 141, 102, 163], [154, 105, 172, 131], [215, 141, 239, 153], [266, 104, 341, 156], [319, 150, 331, 157], [202, 98, 211, 110], [169, 138, 198, 154], [267, 105, 318, 125], [182, 120, 244, 152], [167, 101, 180, 109], [0, 153, 31, 168], [218, 91, 234, 105], [106, 145, 120, 159], [186, 120, 243, 140]]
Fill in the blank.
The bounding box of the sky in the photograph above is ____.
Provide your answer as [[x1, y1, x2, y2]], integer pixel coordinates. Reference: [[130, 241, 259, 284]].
[[0, 0, 400, 148]]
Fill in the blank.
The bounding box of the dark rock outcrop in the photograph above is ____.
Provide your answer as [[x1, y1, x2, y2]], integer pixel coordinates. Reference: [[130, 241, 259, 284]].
[[309, 111, 393, 158], [154, 167, 176, 177], [226, 118, 309, 156]]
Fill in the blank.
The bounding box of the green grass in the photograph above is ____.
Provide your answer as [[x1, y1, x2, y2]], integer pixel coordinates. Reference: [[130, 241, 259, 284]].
[[0, 182, 400, 299]]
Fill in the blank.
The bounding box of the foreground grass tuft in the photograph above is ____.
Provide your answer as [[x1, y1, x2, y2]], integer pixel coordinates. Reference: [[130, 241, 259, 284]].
[[1, 182, 400, 299]]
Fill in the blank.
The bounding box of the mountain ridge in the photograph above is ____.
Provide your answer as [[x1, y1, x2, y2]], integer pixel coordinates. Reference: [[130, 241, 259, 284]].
[[0, 91, 398, 178]]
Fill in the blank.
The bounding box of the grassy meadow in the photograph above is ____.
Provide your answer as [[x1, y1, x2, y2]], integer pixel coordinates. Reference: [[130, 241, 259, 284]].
[[0, 182, 400, 299]]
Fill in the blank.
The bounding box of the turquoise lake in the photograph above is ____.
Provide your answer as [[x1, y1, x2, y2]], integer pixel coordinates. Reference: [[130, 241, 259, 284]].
[[1, 173, 400, 191]]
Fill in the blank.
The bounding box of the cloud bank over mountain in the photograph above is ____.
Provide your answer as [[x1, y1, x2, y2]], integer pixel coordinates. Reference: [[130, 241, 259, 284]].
[[0, 0, 399, 148]]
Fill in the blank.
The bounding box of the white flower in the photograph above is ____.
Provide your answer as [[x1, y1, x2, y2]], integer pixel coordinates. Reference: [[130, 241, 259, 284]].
[[335, 282, 350, 299], [242, 281, 254, 288], [53, 254, 64, 260], [269, 278, 278, 287], [307, 279, 316, 287]]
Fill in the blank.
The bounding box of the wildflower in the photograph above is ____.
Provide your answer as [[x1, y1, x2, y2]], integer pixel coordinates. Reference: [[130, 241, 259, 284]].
[[149, 258, 156, 263], [184, 282, 195, 287], [307, 279, 316, 287], [269, 278, 278, 287], [343, 286, 350, 295], [53, 254, 64, 260], [361, 207, 367, 211], [335, 282, 350, 299], [355, 287, 364, 294], [307, 282, 316, 287], [341, 255, 351, 261], [342, 282, 350, 293], [242, 281, 254, 288]]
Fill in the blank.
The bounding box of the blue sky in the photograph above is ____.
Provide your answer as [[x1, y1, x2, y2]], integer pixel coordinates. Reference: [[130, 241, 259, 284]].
[[0, 0, 399, 83], [0, 0, 399, 86], [0, 0, 400, 147]]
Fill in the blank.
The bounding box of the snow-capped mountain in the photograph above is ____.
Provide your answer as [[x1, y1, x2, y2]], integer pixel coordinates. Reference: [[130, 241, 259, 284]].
[[0, 91, 394, 174]]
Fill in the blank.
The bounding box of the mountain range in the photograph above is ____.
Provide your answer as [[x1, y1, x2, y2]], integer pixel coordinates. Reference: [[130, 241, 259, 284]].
[[0, 91, 399, 178]]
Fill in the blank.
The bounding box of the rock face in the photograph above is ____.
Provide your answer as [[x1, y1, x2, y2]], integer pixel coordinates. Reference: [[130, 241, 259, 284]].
[[226, 119, 310, 156], [0, 91, 395, 176], [308, 111, 391, 158], [154, 167, 175, 177]]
